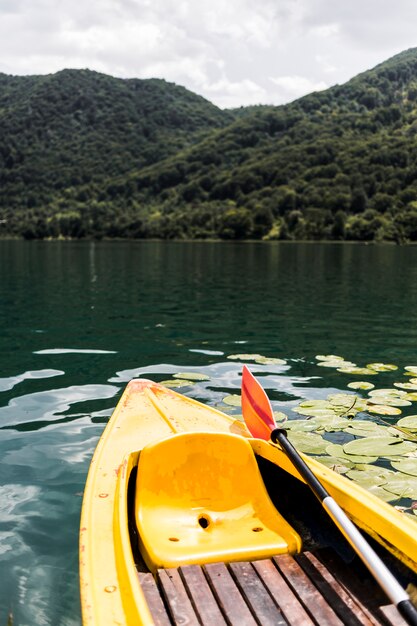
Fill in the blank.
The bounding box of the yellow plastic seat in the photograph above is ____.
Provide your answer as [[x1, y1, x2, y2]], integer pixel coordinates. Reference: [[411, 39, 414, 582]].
[[135, 432, 302, 572]]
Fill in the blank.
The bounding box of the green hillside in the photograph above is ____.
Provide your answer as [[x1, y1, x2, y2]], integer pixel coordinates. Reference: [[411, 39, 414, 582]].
[[2, 49, 417, 241]]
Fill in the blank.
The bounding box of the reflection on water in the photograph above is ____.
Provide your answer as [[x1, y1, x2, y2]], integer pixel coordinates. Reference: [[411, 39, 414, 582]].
[[1, 240, 417, 625]]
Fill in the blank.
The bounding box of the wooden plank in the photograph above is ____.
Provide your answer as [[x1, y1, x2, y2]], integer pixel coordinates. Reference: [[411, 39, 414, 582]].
[[138, 572, 173, 626], [158, 568, 200, 626], [252, 559, 315, 626], [273, 554, 344, 626], [179, 565, 228, 626], [296, 552, 380, 626], [379, 605, 409, 626], [316, 549, 388, 624], [204, 562, 258, 626], [229, 561, 287, 626]]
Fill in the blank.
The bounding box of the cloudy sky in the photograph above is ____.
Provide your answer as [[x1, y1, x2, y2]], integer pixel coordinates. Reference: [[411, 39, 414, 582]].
[[0, 0, 416, 108]]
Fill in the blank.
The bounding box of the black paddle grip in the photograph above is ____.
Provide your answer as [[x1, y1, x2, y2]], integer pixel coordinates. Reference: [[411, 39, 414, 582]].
[[398, 600, 417, 626], [271, 428, 328, 503]]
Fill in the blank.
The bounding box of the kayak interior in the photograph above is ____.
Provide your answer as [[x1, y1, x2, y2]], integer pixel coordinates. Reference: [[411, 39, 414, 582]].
[[123, 441, 417, 625], [80, 380, 417, 625]]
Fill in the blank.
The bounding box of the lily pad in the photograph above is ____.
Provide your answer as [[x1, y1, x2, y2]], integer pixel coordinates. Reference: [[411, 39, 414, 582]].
[[367, 397, 411, 407], [367, 363, 398, 372], [325, 443, 378, 464], [354, 464, 395, 477], [298, 399, 333, 409], [405, 366, 417, 375], [315, 355, 345, 361], [287, 431, 329, 454], [318, 360, 356, 368], [343, 436, 417, 457], [397, 416, 417, 431], [173, 372, 210, 381], [292, 407, 336, 418], [273, 411, 288, 422], [222, 394, 242, 407], [160, 379, 195, 388], [386, 427, 417, 441], [366, 486, 397, 503], [315, 456, 353, 473], [344, 424, 388, 438], [347, 381, 375, 391], [405, 393, 417, 402], [337, 367, 378, 375], [382, 477, 417, 499], [346, 470, 389, 488], [366, 404, 402, 416], [254, 356, 287, 365], [369, 388, 407, 398], [391, 459, 417, 477], [227, 353, 263, 361], [285, 420, 319, 432], [394, 382, 417, 391]]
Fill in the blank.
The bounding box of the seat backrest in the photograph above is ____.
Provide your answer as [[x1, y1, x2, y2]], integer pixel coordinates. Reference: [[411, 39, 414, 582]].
[[135, 432, 302, 571], [136, 431, 269, 511]]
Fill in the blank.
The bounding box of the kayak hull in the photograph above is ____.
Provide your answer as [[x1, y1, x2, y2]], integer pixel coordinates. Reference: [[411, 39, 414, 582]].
[[80, 379, 417, 625]]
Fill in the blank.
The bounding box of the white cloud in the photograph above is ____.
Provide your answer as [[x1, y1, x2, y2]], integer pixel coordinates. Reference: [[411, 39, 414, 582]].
[[202, 77, 267, 109], [0, 0, 416, 107], [269, 75, 328, 103]]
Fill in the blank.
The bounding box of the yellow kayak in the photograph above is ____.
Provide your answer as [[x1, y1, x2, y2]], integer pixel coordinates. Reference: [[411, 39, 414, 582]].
[[79, 379, 417, 625]]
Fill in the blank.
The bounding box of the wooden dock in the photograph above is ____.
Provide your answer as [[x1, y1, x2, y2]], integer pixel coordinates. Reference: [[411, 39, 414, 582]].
[[138, 551, 408, 626]]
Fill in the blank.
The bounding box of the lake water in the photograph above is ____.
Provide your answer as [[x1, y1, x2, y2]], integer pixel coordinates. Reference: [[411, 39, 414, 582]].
[[1, 240, 417, 625]]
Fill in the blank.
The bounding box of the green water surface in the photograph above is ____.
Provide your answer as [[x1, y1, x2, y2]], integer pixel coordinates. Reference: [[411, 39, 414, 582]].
[[1, 240, 417, 625]]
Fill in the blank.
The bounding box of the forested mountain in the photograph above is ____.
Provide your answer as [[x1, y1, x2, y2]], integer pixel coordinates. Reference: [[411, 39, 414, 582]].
[[2, 49, 417, 241]]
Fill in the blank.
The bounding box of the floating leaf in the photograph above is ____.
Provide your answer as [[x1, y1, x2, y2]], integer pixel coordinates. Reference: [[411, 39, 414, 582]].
[[354, 464, 395, 476], [298, 399, 332, 409], [405, 393, 417, 402], [173, 372, 210, 381], [315, 456, 353, 473], [285, 420, 319, 432], [227, 353, 263, 361], [394, 382, 417, 391], [324, 418, 352, 432], [397, 415, 417, 431], [287, 431, 329, 454], [369, 388, 407, 398], [347, 381, 375, 391], [315, 355, 345, 361], [367, 397, 411, 407], [328, 393, 356, 406], [391, 459, 417, 477], [318, 360, 356, 368], [367, 363, 398, 372], [273, 411, 288, 423], [343, 436, 417, 457], [408, 378, 417, 385], [386, 427, 417, 442], [160, 379, 195, 388], [254, 356, 287, 365], [292, 407, 336, 418], [366, 404, 402, 416], [345, 424, 388, 438], [222, 394, 241, 407], [383, 477, 417, 499], [366, 486, 397, 502], [346, 470, 389, 488], [325, 443, 378, 464], [405, 366, 417, 375], [337, 367, 378, 375]]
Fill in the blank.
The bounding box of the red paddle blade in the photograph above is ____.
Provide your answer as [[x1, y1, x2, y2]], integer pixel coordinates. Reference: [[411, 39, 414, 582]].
[[241, 365, 276, 440]]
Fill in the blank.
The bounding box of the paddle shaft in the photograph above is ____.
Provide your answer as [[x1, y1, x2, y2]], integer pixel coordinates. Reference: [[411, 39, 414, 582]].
[[271, 428, 417, 626]]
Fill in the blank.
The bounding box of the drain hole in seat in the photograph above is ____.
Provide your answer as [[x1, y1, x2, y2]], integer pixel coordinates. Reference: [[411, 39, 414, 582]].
[[198, 515, 210, 529]]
